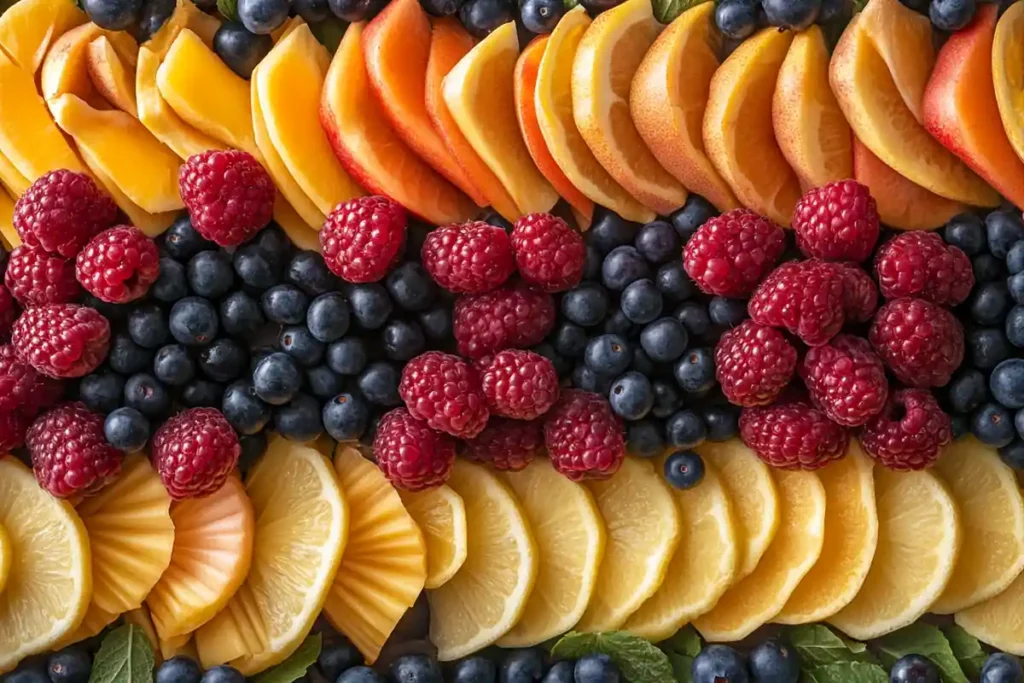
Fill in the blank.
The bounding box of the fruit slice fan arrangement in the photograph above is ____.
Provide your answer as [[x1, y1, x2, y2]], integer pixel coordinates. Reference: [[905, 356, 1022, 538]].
[[2, 0, 1024, 681]]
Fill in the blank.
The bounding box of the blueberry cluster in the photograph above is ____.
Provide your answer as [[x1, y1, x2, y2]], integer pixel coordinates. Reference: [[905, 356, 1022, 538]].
[[940, 210, 1024, 471], [714, 0, 849, 42]]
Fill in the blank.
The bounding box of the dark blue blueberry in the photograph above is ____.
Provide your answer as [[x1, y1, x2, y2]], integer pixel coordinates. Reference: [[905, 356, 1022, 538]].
[[109, 333, 155, 375], [630, 348, 657, 376], [273, 393, 323, 442], [665, 409, 707, 448], [222, 381, 272, 435], [169, 297, 219, 346], [220, 291, 265, 338], [703, 404, 740, 442], [390, 654, 443, 683], [634, 220, 680, 264], [47, 649, 92, 683], [651, 380, 682, 419], [420, 0, 460, 16], [279, 326, 326, 368], [327, 338, 368, 376], [817, 0, 846, 22], [986, 210, 1024, 258], [201, 666, 245, 683], [307, 365, 345, 400], [575, 654, 620, 683], [520, 0, 564, 32], [572, 364, 612, 393], [199, 338, 248, 382], [137, 0, 173, 39], [500, 649, 545, 683], [748, 639, 800, 683], [763, 0, 820, 29], [583, 245, 602, 280], [541, 661, 572, 683], [532, 342, 572, 377], [293, 0, 330, 21], [670, 195, 717, 243], [674, 348, 715, 394], [419, 307, 453, 341], [238, 0, 289, 34], [588, 210, 634, 254], [943, 213, 986, 255], [980, 653, 1024, 683], [337, 667, 386, 683], [180, 379, 224, 408], [153, 344, 195, 386], [609, 371, 654, 421], [627, 420, 664, 457], [317, 639, 363, 682], [585, 334, 633, 375], [620, 279, 663, 324], [999, 440, 1024, 471], [262, 284, 309, 325], [322, 392, 370, 442], [387, 262, 436, 312], [163, 215, 213, 261], [602, 308, 634, 336], [155, 656, 202, 683], [663, 450, 705, 490], [383, 319, 426, 361], [929, 0, 976, 31], [123, 373, 171, 419], [1008, 306, 1024, 348], [946, 369, 988, 414], [1008, 242, 1024, 274], [79, 371, 125, 414], [83, 0, 143, 30], [974, 253, 1005, 283], [715, 0, 759, 39], [552, 322, 588, 357], [674, 301, 712, 338], [82, 294, 129, 322], [561, 283, 609, 327], [990, 358, 1024, 409], [969, 327, 1011, 369], [406, 222, 433, 260], [254, 225, 293, 268], [187, 251, 234, 299], [102, 406, 149, 452], [708, 296, 748, 328], [602, 246, 652, 291], [213, 22, 272, 79], [452, 657, 497, 683], [233, 244, 280, 292], [655, 261, 695, 302], [358, 362, 402, 406], [129, 304, 170, 349], [973, 402, 1017, 447], [349, 283, 394, 330], [152, 258, 188, 303], [889, 655, 939, 683], [4, 665, 49, 683], [970, 282, 1011, 326], [692, 645, 749, 683], [1009, 273, 1024, 305], [640, 317, 688, 363], [459, 0, 514, 37], [286, 251, 339, 295], [952, 414, 970, 440], [252, 352, 303, 405]]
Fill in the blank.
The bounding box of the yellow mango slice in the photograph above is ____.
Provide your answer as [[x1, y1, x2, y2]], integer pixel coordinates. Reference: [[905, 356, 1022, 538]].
[[40, 22, 104, 103], [0, 148, 30, 197], [0, 188, 20, 250], [87, 35, 138, 117], [0, 0, 86, 73], [77, 145, 177, 237]]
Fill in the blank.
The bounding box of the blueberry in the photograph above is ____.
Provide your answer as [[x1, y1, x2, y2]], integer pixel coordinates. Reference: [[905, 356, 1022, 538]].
[[572, 365, 613, 394], [233, 244, 280, 291], [899, 0, 929, 12], [180, 379, 224, 408], [390, 654, 443, 683], [163, 215, 214, 261], [674, 301, 712, 338], [640, 318, 688, 363], [665, 409, 707, 448], [155, 657, 202, 683], [817, 0, 846, 22], [1009, 273, 1024, 305], [574, 654, 620, 683], [79, 371, 125, 414], [451, 657, 497, 683], [663, 450, 705, 489], [990, 359, 1024, 409], [634, 220, 680, 264], [187, 251, 234, 299], [419, 307, 453, 341], [306, 293, 350, 343], [4, 666, 49, 683], [763, 0, 820, 29], [387, 262, 436, 312], [214, 22, 274, 78], [974, 254, 1005, 283], [222, 381, 272, 435], [220, 291, 265, 338], [969, 327, 1011, 369], [500, 649, 545, 683], [383, 319, 426, 361], [238, 0, 289, 33], [337, 667, 386, 683], [322, 392, 370, 442], [946, 369, 988, 414], [987, 210, 1024, 258], [358, 362, 402, 406], [152, 258, 188, 303], [715, 0, 760, 39], [551, 322, 587, 358], [609, 371, 654, 421], [262, 284, 309, 325], [459, 0, 513, 36], [286, 251, 339, 295], [620, 279, 663, 324], [578, 0, 623, 16], [420, 0, 460, 15], [253, 352, 303, 405], [929, 0, 976, 31], [138, 0, 175, 41], [103, 407, 150, 452], [277, 326, 325, 368], [307, 365, 345, 400], [627, 420, 665, 457], [153, 344, 195, 386], [349, 283, 393, 329], [124, 373, 171, 418], [201, 666, 245, 683], [943, 213, 986, 255], [602, 308, 634, 336], [561, 283, 609, 327], [252, 226, 292, 269], [655, 261, 695, 302], [273, 393, 323, 442], [973, 402, 1017, 447], [748, 639, 800, 683], [1000, 440, 1024, 471], [1008, 306, 1024, 348], [971, 282, 1011, 326], [630, 347, 657, 376], [602, 246, 652, 291], [519, 0, 563, 32], [703, 404, 740, 441], [674, 348, 715, 394], [169, 297, 219, 346], [587, 211, 634, 254], [541, 661, 572, 683], [82, 294, 130, 322], [692, 645, 749, 683], [1007, 242, 1024, 274], [129, 304, 170, 349], [47, 648, 91, 683], [585, 334, 633, 375], [83, 0, 143, 30], [532, 342, 572, 377], [1015, 407, 1024, 440], [583, 245, 602, 280], [651, 380, 682, 418], [317, 640, 363, 682], [708, 296, 748, 328], [670, 195, 717, 243], [327, 338, 368, 376], [889, 655, 939, 683], [980, 653, 1024, 683], [952, 414, 970, 440], [293, 0, 330, 21]]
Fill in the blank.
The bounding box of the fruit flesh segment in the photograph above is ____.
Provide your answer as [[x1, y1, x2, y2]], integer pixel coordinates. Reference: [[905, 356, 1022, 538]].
[[273, 197, 321, 251], [40, 23, 108, 106], [52, 603, 119, 650], [161, 632, 199, 661], [0, 189, 18, 250], [0, 148, 30, 197], [76, 144, 177, 237], [195, 582, 269, 668], [630, 2, 738, 213], [955, 533, 1024, 656], [123, 607, 162, 664], [0, 0, 86, 74], [87, 35, 138, 118], [398, 484, 468, 590], [0, 523, 10, 597], [993, 2, 1024, 171]]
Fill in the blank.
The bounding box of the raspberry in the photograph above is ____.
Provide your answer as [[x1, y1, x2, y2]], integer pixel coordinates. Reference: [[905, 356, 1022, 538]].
[[511, 213, 586, 292], [28, 402, 122, 498], [543, 389, 625, 481], [869, 297, 964, 388], [874, 232, 974, 306], [421, 221, 515, 293], [398, 351, 489, 438], [683, 209, 785, 297], [0, 285, 16, 341], [13, 170, 117, 257], [799, 335, 888, 427], [739, 400, 849, 470], [835, 262, 878, 323], [373, 407, 455, 491], [749, 259, 845, 346], [462, 417, 543, 471], [714, 320, 797, 407], [4, 246, 80, 306], [480, 349, 560, 420], [453, 283, 556, 358], [792, 180, 880, 262], [0, 345, 63, 417], [321, 195, 407, 283], [151, 408, 240, 500], [860, 388, 951, 470], [76, 226, 160, 303], [0, 410, 30, 453], [12, 304, 110, 378], [178, 150, 275, 246]]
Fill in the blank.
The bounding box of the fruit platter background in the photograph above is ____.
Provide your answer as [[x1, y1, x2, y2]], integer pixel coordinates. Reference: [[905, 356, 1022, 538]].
[[0, 0, 1023, 682]]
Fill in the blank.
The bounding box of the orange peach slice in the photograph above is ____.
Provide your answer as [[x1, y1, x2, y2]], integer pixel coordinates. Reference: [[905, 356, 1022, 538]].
[[704, 27, 801, 226], [273, 197, 321, 251], [994, 1, 1024, 169], [77, 143, 177, 236], [0, 148, 30, 197], [321, 22, 476, 225], [773, 25, 852, 190], [0, 0, 86, 73], [40, 22, 106, 104], [87, 35, 137, 117], [0, 189, 20, 250]]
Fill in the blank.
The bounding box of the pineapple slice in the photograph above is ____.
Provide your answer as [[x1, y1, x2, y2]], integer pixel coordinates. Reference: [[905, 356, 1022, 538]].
[[323, 446, 427, 664], [195, 582, 269, 669]]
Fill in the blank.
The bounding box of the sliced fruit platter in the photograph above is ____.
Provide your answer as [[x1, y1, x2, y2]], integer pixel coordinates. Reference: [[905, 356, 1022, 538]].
[[1, 0, 1024, 681]]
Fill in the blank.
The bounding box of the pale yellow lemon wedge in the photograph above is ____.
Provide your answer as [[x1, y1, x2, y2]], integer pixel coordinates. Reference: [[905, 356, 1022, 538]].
[[955, 519, 1024, 657], [52, 603, 119, 651], [398, 484, 468, 590]]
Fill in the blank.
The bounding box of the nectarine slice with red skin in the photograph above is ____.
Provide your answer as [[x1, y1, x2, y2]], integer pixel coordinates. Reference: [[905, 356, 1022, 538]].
[[515, 36, 594, 226], [993, 2, 1024, 170], [321, 22, 476, 226], [363, 0, 487, 206], [87, 36, 137, 118], [853, 138, 966, 231], [426, 17, 521, 223], [0, 0, 86, 74], [40, 23, 108, 106], [923, 3, 1024, 210]]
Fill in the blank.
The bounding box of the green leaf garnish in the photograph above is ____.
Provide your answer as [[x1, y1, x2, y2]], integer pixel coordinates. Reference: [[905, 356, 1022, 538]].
[[803, 662, 889, 683], [217, 0, 238, 23], [787, 625, 877, 666], [875, 623, 969, 683], [551, 631, 675, 683], [253, 634, 322, 683], [651, 0, 710, 26], [941, 625, 987, 680], [88, 625, 155, 683]]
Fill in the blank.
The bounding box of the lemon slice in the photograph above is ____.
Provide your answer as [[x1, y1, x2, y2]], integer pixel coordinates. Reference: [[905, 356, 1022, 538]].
[[0, 457, 92, 673], [0, 522, 10, 595], [931, 438, 1024, 613], [53, 603, 119, 650], [624, 455, 738, 641], [830, 468, 960, 640], [694, 469, 826, 642], [777, 443, 879, 624], [324, 446, 426, 663], [955, 536, 1024, 656], [576, 457, 680, 632], [428, 459, 538, 661], [498, 458, 606, 647], [230, 437, 348, 675], [398, 485, 468, 590], [196, 582, 269, 668], [698, 440, 779, 579]]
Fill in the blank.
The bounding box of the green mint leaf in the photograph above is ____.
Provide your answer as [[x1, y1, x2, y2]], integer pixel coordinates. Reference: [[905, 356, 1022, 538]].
[[941, 626, 987, 681], [787, 625, 875, 666], [651, 0, 709, 25], [551, 631, 675, 683], [660, 627, 702, 658], [668, 654, 694, 683], [310, 18, 347, 54], [563, 0, 578, 11], [803, 662, 889, 683], [253, 634, 322, 683], [875, 623, 969, 683], [217, 0, 238, 22], [88, 624, 155, 683]]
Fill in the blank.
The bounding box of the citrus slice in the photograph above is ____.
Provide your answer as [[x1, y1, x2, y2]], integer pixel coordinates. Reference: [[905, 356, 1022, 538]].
[[229, 436, 348, 675], [931, 438, 1024, 613], [398, 484, 468, 590], [623, 454, 738, 641], [0, 522, 10, 595], [428, 458, 538, 661], [147, 474, 255, 639], [829, 468, 960, 640], [0, 457, 91, 673], [75, 454, 174, 615], [442, 22, 559, 216], [694, 469, 826, 642], [195, 582, 269, 668], [993, 1, 1024, 167], [576, 456, 680, 632], [698, 440, 779, 579], [776, 443, 878, 624], [955, 535, 1024, 656], [52, 603, 119, 650], [498, 458, 606, 646], [324, 446, 426, 663]]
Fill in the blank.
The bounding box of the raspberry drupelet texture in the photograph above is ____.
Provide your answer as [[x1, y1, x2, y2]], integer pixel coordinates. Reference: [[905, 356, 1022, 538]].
[[869, 297, 964, 388], [13, 170, 117, 257], [792, 180, 880, 262], [874, 232, 974, 306], [12, 304, 111, 378], [683, 209, 785, 297], [453, 283, 556, 358], [835, 262, 878, 323], [320, 195, 407, 283], [421, 221, 515, 294], [151, 408, 241, 500], [28, 402, 122, 498], [0, 345, 63, 417], [799, 335, 888, 427], [178, 150, 276, 246], [543, 389, 625, 481], [739, 399, 849, 470], [511, 213, 587, 293], [462, 417, 543, 471], [480, 349, 560, 420], [76, 226, 160, 303], [398, 351, 489, 438], [0, 411, 30, 453], [714, 320, 797, 407], [4, 245, 80, 306], [374, 408, 456, 491], [860, 388, 952, 470], [0, 285, 16, 341], [748, 259, 845, 346]]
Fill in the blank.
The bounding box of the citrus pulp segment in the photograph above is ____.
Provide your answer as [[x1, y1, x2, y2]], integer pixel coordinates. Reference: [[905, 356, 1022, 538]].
[[955, 535, 1024, 656], [52, 603, 119, 650], [195, 582, 269, 668], [398, 484, 468, 590]]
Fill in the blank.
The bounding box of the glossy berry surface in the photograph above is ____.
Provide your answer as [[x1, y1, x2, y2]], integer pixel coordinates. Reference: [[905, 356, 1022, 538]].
[[663, 450, 705, 489]]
